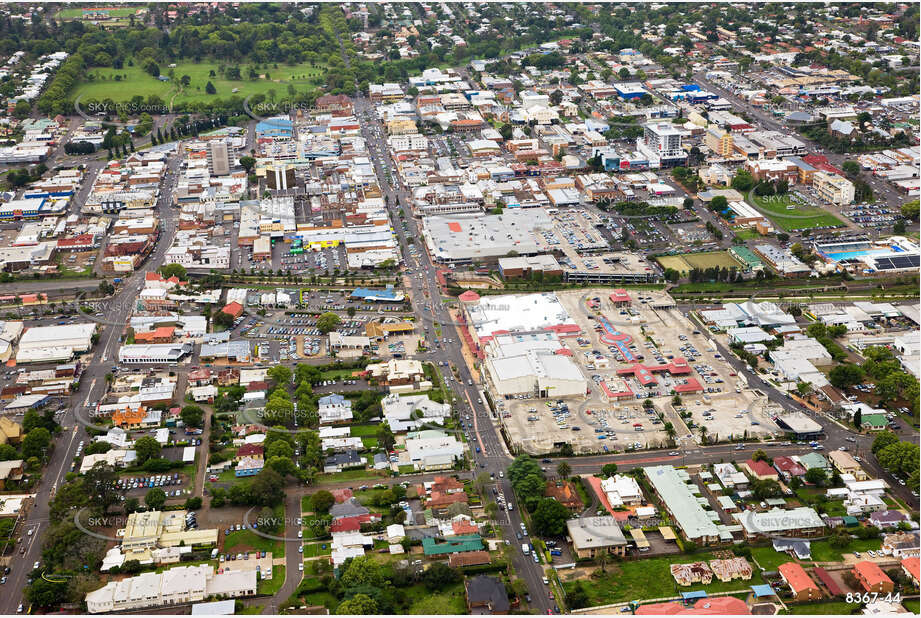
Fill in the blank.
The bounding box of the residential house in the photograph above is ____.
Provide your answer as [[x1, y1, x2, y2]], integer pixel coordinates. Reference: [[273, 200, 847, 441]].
[[323, 450, 363, 473], [778, 562, 821, 601], [545, 481, 584, 511], [902, 557, 919, 587], [741, 459, 779, 481], [853, 561, 894, 593], [465, 575, 510, 615], [828, 450, 868, 480]]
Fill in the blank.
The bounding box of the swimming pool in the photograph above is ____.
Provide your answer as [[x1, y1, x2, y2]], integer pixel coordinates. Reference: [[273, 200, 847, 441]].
[[824, 246, 904, 261]]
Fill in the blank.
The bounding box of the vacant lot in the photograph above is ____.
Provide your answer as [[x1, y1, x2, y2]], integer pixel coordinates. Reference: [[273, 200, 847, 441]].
[[562, 553, 766, 605], [73, 60, 326, 108], [656, 251, 741, 274], [748, 192, 844, 232]]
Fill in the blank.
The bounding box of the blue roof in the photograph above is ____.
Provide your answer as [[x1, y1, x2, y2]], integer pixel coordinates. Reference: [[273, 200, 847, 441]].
[[751, 585, 775, 598], [351, 287, 400, 300], [681, 591, 708, 601], [256, 118, 293, 136]]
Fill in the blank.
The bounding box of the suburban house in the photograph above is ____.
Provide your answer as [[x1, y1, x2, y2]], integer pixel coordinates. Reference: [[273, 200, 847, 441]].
[[778, 562, 821, 601], [853, 561, 894, 593], [464, 575, 510, 615]]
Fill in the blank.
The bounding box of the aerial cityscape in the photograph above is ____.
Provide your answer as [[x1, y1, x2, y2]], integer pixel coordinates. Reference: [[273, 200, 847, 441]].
[[0, 2, 916, 616]]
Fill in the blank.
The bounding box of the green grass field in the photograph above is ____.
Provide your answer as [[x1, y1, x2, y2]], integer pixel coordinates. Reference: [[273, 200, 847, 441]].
[[302, 542, 332, 558], [563, 553, 766, 605], [902, 599, 920, 614], [406, 582, 468, 614], [257, 565, 286, 596], [733, 228, 763, 241], [785, 600, 861, 615], [656, 251, 742, 275], [73, 60, 326, 108], [750, 546, 791, 571], [57, 6, 142, 18], [808, 538, 881, 562], [224, 529, 286, 558], [316, 468, 387, 485], [748, 191, 844, 232]]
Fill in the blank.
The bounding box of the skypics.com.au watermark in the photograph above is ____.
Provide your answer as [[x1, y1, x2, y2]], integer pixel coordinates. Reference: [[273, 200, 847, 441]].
[[74, 96, 171, 126]]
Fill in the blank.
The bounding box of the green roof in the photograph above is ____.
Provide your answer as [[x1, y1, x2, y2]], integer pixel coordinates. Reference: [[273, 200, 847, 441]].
[[730, 246, 764, 269], [861, 413, 888, 428], [798, 452, 828, 470], [422, 535, 483, 556], [842, 516, 859, 526]]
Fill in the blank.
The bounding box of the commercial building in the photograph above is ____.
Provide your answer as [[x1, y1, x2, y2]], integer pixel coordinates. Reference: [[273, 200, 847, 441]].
[[639, 122, 687, 168], [421, 209, 551, 264], [645, 466, 720, 545], [735, 507, 824, 540], [16, 323, 96, 364], [813, 171, 855, 205], [118, 343, 193, 365], [566, 516, 628, 558], [463, 292, 578, 346]]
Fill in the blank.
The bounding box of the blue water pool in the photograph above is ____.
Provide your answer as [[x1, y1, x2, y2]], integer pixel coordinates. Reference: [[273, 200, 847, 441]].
[[825, 246, 903, 261]]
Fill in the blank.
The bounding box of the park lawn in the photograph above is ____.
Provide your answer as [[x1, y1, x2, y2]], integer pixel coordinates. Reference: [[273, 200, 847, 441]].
[[317, 468, 388, 485], [57, 6, 141, 18], [73, 60, 326, 108], [564, 554, 766, 605], [902, 600, 920, 614], [733, 228, 762, 241], [302, 542, 332, 558], [303, 591, 338, 610], [785, 600, 861, 614], [238, 606, 265, 614], [808, 538, 881, 563], [750, 546, 791, 571], [361, 437, 379, 449], [398, 464, 416, 475], [748, 191, 844, 231], [349, 424, 379, 437], [319, 368, 357, 381], [257, 565, 285, 596], [406, 582, 468, 614], [224, 529, 286, 558]]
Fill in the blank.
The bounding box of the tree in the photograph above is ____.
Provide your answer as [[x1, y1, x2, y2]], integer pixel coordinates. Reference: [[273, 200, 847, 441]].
[[239, 156, 256, 173], [532, 497, 571, 536], [900, 200, 919, 221], [85, 463, 121, 514], [180, 405, 205, 428], [316, 312, 342, 334], [158, 263, 187, 279], [872, 431, 899, 455], [751, 449, 769, 462], [376, 425, 395, 451], [601, 463, 618, 477], [311, 490, 335, 513], [337, 594, 379, 615], [422, 561, 460, 589], [22, 427, 51, 459], [145, 487, 167, 510], [134, 436, 161, 464], [267, 365, 292, 386], [339, 555, 385, 588], [248, 468, 285, 506], [752, 479, 782, 500], [805, 467, 828, 487], [25, 577, 68, 608], [710, 195, 728, 212], [214, 310, 235, 330], [829, 364, 865, 389], [853, 408, 862, 430], [556, 461, 572, 479], [205, 81, 217, 94]]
